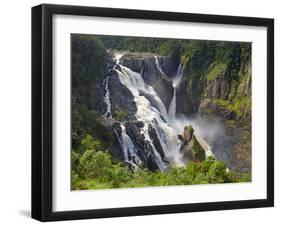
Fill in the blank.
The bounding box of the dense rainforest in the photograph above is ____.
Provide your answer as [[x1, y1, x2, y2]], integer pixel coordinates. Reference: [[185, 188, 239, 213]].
[[71, 34, 251, 190]]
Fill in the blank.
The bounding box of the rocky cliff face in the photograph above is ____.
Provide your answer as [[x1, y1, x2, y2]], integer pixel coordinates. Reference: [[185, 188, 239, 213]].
[[175, 49, 252, 172], [177, 44, 251, 120]]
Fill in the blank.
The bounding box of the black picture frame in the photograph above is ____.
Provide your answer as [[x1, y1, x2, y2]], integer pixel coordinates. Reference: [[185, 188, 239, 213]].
[[32, 3, 274, 222]]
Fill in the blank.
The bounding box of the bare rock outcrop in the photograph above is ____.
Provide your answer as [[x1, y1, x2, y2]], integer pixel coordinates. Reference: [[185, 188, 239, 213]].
[[178, 125, 206, 162]]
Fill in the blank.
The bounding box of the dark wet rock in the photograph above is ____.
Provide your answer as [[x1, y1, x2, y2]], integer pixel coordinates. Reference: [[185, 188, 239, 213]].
[[125, 122, 146, 148], [107, 71, 137, 120], [148, 124, 165, 160], [121, 58, 144, 75], [124, 122, 160, 171], [177, 134, 184, 142], [106, 53, 116, 72], [145, 153, 159, 171], [112, 122, 122, 136], [135, 121, 145, 128], [157, 56, 179, 76], [111, 122, 125, 161], [153, 75, 174, 110]]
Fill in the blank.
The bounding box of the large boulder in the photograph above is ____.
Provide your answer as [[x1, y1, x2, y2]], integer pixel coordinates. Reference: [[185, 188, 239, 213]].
[[179, 125, 206, 162]]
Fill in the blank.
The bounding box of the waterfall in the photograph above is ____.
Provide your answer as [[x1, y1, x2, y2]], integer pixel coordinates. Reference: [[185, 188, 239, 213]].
[[119, 124, 142, 170], [155, 57, 184, 121], [102, 52, 125, 118], [174, 63, 184, 87], [141, 123, 166, 171], [155, 56, 166, 76], [113, 52, 124, 69], [168, 64, 183, 120], [114, 57, 185, 169], [168, 89, 176, 119], [115, 67, 169, 170], [102, 76, 111, 118], [103, 52, 213, 171]]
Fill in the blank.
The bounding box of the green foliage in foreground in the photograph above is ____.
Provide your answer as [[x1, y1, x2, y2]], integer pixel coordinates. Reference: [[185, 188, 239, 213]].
[[72, 135, 251, 190]]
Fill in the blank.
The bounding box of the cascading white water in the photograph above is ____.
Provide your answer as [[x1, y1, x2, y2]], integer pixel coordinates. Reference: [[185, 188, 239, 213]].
[[104, 52, 213, 171], [102, 76, 111, 118], [103, 52, 167, 171], [155, 56, 166, 76], [115, 59, 185, 168], [102, 52, 125, 118], [174, 64, 184, 87], [119, 124, 142, 170], [116, 67, 168, 170], [168, 89, 176, 119], [113, 52, 124, 69], [168, 64, 184, 120]]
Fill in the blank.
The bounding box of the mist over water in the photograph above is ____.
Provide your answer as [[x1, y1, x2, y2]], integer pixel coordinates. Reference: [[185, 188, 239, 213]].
[[178, 114, 234, 165]]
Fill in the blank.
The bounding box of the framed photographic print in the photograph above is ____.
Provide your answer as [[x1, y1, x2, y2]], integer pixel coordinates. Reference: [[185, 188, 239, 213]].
[[32, 4, 274, 221]]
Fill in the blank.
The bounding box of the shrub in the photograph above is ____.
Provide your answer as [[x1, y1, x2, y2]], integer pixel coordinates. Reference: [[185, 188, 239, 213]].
[[114, 111, 128, 121]]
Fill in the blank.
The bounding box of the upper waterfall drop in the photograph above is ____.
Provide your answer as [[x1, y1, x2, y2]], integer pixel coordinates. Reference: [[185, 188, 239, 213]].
[[168, 63, 184, 120], [168, 88, 176, 119], [113, 52, 125, 68], [173, 63, 184, 88], [154, 56, 166, 76], [154, 55, 184, 120]]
